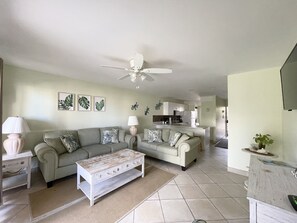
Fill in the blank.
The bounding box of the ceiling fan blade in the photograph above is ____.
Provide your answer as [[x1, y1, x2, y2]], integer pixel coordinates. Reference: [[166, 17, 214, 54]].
[[143, 74, 154, 81], [141, 68, 172, 74], [132, 53, 144, 69], [100, 65, 130, 71], [117, 74, 130, 80]]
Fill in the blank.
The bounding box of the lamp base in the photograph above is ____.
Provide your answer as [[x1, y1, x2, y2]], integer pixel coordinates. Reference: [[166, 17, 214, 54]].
[[129, 126, 137, 136], [3, 133, 24, 155]]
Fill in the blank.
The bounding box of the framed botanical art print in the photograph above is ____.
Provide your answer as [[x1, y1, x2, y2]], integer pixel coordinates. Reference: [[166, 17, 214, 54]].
[[58, 92, 75, 111], [94, 96, 106, 112], [77, 94, 91, 111]]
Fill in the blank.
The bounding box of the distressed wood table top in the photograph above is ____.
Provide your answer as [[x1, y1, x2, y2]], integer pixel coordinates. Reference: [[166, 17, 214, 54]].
[[76, 149, 145, 174], [247, 155, 297, 213]]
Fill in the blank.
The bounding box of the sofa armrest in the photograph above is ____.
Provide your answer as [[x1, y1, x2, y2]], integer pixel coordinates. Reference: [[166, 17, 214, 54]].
[[34, 142, 59, 183], [178, 137, 200, 166], [124, 134, 136, 149]]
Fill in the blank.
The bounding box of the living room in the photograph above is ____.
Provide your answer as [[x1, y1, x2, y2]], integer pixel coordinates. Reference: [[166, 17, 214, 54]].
[[1, 1, 297, 223]]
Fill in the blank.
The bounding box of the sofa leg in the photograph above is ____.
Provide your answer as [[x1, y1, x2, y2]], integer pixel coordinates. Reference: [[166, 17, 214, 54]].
[[181, 166, 187, 171], [194, 158, 197, 162], [47, 181, 54, 188]]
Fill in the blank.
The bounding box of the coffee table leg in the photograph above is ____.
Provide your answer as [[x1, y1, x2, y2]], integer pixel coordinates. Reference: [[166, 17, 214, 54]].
[[141, 158, 145, 178], [90, 184, 94, 206], [77, 169, 80, 190]]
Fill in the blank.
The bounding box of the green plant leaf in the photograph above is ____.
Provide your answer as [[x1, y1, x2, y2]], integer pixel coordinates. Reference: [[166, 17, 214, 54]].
[[64, 94, 73, 108], [96, 99, 105, 111], [78, 96, 90, 109]]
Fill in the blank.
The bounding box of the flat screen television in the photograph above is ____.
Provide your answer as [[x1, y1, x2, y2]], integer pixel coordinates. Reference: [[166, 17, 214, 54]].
[[280, 43, 297, 111]]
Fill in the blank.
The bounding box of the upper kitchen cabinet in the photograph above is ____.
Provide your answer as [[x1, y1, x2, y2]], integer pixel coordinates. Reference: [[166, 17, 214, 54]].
[[163, 102, 188, 115]]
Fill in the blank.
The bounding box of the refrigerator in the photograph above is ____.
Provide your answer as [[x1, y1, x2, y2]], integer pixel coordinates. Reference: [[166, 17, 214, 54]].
[[181, 111, 197, 127]]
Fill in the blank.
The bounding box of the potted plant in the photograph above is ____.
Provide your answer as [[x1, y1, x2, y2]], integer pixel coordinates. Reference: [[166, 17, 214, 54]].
[[253, 133, 274, 150]]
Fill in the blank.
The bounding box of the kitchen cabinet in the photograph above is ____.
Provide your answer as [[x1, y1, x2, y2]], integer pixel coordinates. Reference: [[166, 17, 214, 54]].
[[163, 102, 187, 115]]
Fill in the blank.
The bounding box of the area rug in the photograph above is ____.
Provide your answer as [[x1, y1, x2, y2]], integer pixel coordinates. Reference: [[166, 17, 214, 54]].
[[29, 165, 175, 223], [215, 138, 228, 149]]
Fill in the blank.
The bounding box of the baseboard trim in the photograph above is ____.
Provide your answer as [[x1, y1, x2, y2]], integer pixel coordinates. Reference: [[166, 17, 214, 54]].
[[228, 166, 248, 177]]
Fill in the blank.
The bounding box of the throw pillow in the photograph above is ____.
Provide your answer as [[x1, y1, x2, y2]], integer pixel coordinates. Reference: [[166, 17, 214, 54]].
[[44, 138, 67, 155], [119, 129, 125, 142], [102, 129, 119, 144], [60, 134, 80, 153], [147, 129, 163, 143], [175, 134, 190, 148], [169, 131, 182, 147]]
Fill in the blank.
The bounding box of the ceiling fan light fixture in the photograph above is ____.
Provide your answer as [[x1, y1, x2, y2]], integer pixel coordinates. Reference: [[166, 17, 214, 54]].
[[130, 73, 137, 82], [140, 75, 146, 81]]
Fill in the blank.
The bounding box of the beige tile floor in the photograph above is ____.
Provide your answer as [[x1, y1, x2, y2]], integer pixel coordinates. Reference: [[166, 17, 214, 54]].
[[0, 145, 249, 223]]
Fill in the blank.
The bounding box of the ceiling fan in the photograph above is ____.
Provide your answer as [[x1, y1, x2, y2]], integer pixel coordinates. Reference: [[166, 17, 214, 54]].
[[101, 53, 172, 83]]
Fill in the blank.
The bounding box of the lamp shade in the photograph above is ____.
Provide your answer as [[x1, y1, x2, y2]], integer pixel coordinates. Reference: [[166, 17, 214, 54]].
[[2, 116, 31, 134], [128, 116, 139, 126]]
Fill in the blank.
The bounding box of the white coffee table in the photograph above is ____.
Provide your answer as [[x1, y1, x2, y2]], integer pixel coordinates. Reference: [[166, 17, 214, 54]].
[[76, 149, 145, 206]]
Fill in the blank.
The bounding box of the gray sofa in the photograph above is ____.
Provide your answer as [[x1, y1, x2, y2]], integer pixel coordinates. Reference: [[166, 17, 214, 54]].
[[33, 127, 135, 186], [136, 128, 200, 170]]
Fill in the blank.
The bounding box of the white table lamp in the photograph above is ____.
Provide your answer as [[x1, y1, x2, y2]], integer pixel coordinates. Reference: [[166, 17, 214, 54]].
[[2, 116, 31, 155], [128, 116, 139, 136]]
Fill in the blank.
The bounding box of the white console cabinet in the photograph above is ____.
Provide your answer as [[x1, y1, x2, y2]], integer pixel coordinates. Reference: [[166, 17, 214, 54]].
[[247, 156, 297, 222]]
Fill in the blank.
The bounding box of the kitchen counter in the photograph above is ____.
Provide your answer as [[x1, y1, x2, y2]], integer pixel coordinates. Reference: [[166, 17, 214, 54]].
[[153, 123, 210, 150], [153, 122, 209, 129]]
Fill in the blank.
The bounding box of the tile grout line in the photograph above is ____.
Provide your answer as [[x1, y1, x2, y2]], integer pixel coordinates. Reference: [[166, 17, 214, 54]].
[[175, 183, 195, 222]]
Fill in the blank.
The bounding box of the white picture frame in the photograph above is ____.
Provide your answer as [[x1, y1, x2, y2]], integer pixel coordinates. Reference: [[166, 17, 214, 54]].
[[93, 96, 106, 112], [77, 94, 91, 111], [58, 92, 75, 111]]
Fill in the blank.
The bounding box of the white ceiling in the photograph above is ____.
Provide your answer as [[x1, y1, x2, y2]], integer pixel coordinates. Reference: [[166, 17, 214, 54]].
[[1, 0, 297, 101]]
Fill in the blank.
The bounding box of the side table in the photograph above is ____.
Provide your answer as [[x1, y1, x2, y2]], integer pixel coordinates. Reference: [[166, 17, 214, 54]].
[[2, 151, 33, 191]]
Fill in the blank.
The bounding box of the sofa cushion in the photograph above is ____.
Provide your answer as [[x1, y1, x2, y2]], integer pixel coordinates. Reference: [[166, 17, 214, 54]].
[[44, 138, 67, 155], [119, 129, 126, 142], [60, 134, 81, 153], [44, 130, 79, 141], [157, 143, 178, 156], [58, 149, 88, 167], [138, 141, 162, 151], [175, 134, 190, 148], [169, 131, 182, 147], [81, 144, 111, 157], [106, 142, 128, 153], [78, 128, 100, 147], [148, 129, 162, 143], [162, 129, 170, 142], [102, 129, 119, 144]]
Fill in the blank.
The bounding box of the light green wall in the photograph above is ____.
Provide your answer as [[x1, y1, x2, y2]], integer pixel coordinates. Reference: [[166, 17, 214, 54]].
[[228, 67, 283, 172], [3, 65, 162, 132]]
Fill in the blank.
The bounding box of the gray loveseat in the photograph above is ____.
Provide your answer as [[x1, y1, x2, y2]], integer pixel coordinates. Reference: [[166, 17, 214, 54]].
[[34, 127, 135, 186], [136, 128, 200, 170]]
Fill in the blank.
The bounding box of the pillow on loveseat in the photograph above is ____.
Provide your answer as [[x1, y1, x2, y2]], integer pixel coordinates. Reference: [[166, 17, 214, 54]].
[[169, 130, 182, 147], [44, 138, 67, 155], [175, 134, 190, 148], [60, 134, 81, 153], [148, 129, 163, 143], [102, 129, 119, 144]]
